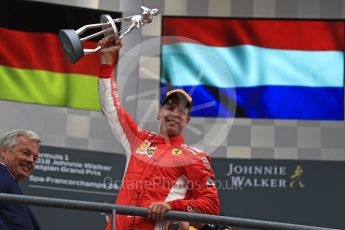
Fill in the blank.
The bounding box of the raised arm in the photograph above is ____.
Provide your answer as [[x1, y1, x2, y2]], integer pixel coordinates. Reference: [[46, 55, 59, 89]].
[[97, 36, 142, 157]]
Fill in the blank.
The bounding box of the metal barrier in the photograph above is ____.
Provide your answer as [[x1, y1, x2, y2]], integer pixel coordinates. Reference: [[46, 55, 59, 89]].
[[0, 193, 339, 230]]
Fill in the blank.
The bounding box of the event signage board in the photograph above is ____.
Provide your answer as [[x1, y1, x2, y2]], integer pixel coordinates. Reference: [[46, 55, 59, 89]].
[[18, 146, 345, 229], [213, 158, 345, 229], [20, 146, 126, 230]]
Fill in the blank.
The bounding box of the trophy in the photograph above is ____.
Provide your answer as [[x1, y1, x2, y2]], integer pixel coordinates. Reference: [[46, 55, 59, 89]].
[[59, 6, 159, 64]]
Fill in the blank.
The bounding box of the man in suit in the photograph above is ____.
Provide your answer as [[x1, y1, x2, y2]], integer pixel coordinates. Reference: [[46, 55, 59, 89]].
[[0, 129, 41, 230]]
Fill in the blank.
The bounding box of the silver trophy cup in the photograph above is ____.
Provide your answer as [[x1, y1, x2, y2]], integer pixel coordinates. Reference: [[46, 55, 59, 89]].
[[59, 6, 159, 64]]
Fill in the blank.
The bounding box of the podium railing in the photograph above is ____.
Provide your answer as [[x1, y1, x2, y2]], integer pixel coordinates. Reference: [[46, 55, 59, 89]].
[[0, 193, 339, 230]]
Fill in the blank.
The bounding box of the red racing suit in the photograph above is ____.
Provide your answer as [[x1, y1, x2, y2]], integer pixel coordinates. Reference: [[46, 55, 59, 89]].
[[99, 64, 220, 230]]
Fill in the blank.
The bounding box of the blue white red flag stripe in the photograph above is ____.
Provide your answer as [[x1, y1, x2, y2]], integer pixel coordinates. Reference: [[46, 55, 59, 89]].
[[161, 17, 344, 120], [160, 84, 343, 120], [162, 18, 344, 51], [162, 43, 343, 88]]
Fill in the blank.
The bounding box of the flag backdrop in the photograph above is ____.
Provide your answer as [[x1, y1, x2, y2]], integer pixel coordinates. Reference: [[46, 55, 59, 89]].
[[0, 0, 120, 110], [161, 17, 345, 120]]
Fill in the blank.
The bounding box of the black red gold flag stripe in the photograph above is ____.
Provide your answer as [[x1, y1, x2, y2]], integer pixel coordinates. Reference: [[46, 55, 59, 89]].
[[0, 0, 121, 110]]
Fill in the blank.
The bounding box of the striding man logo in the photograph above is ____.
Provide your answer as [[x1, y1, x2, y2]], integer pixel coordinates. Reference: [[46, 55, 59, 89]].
[[290, 165, 305, 188]]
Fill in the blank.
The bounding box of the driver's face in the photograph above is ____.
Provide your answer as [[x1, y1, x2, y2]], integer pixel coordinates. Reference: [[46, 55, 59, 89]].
[[158, 97, 190, 137]]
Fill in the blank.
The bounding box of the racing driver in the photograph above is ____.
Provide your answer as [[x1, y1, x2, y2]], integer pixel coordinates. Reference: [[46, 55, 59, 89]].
[[98, 36, 220, 230]]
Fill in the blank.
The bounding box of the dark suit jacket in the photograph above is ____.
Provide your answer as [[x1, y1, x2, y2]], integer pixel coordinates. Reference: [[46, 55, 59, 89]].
[[0, 163, 41, 230]]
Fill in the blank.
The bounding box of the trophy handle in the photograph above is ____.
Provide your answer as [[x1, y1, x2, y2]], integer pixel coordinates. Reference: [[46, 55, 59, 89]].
[[83, 15, 119, 55], [100, 14, 118, 39]]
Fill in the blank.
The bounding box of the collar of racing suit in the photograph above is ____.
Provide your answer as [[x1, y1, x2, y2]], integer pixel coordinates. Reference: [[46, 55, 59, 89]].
[[151, 133, 185, 146]]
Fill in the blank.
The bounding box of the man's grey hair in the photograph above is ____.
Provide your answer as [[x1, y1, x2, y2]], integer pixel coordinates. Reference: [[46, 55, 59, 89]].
[[0, 129, 41, 150]]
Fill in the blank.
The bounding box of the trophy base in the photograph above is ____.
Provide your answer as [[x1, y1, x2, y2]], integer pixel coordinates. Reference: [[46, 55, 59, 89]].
[[59, 29, 84, 64]]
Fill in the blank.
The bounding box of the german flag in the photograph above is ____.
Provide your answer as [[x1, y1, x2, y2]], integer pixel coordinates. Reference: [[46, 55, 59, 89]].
[[0, 0, 121, 110]]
